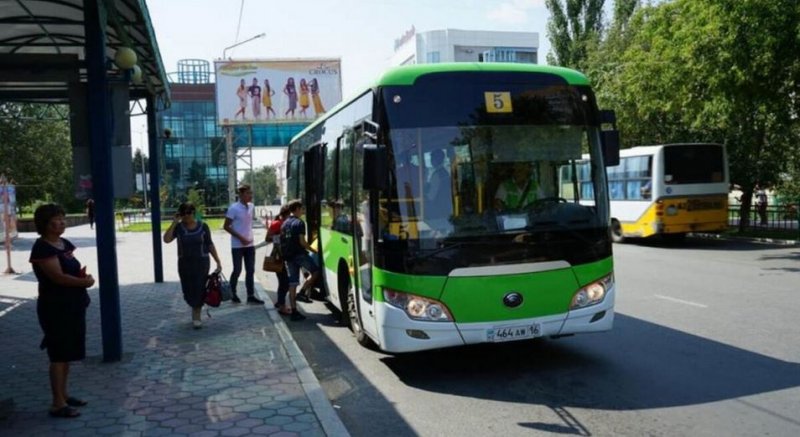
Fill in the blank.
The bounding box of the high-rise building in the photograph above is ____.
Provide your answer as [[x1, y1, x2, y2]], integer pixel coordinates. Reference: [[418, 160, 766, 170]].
[[390, 27, 539, 67], [157, 59, 307, 208], [158, 59, 228, 208]]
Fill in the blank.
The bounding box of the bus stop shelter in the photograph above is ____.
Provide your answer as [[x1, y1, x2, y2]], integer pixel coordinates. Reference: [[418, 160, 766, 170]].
[[0, 0, 171, 361]]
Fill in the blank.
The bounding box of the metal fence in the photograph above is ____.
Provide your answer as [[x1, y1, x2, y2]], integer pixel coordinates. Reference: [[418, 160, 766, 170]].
[[728, 205, 799, 231]]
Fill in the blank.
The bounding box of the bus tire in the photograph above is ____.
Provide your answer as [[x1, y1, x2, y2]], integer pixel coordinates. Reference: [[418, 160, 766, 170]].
[[347, 285, 373, 347], [611, 219, 625, 243]]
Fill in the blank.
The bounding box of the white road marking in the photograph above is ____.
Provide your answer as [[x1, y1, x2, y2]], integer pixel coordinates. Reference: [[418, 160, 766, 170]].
[[653, 294, 708, 308], [0, 298, 24, 318]]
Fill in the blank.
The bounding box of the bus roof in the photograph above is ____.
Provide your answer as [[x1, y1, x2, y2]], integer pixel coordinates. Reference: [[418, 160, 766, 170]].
[[291, 63, 590, 143], [619, 143, 724, 158], [375, 62, 590, 87]]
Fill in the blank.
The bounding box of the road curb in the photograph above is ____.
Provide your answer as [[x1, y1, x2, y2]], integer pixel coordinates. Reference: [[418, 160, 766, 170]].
[[255, 282, 351, 437], [691, 232, 800, 246]]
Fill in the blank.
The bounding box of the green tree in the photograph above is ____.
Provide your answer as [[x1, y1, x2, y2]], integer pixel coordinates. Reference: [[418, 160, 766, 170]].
[[242, 165, 280, 205], [132, 148, 149, 193], [0, 103, 78, 211], [597, 0, 800, 228], [545, 0, 606, 70], [186, 188, 206, 217]]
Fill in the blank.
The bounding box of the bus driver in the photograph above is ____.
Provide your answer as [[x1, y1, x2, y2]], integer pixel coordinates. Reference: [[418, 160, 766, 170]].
[[494, 162, 545, 211]]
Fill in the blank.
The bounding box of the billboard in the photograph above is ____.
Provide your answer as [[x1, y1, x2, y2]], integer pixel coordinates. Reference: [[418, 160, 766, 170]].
[[1, 181, 17, 240], [215, 59, 342, 126]]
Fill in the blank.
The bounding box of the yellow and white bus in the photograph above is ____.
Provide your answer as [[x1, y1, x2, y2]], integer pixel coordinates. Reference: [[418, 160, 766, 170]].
[[564, 143, 729, 241]]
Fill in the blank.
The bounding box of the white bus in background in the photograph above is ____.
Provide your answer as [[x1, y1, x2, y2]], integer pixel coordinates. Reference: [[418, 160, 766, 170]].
[[565, 143, 729, 242]]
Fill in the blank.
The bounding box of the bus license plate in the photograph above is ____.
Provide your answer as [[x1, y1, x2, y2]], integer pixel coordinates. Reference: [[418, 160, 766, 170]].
[[487, 323, 541, 342]]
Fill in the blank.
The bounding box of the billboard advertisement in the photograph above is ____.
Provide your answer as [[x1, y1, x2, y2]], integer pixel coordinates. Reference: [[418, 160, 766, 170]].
[[215, 59, 342, 126], [1, 180, 17, 240]]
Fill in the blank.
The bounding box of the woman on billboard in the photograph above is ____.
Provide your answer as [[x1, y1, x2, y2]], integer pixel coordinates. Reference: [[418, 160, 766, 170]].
[[262, 79, 276, 119], [310, 78, 325, 116], [235, 79, 247, 120], [284, 77, 297, 119], [299, 78, 310, 118]]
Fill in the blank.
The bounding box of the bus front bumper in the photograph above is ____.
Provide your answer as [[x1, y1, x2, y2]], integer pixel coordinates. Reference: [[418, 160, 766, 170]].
[[374, 285, 615, 353]]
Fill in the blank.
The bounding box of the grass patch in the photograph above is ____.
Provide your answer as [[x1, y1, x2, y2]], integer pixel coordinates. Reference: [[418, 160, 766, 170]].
[[119, 218, 226, 232]]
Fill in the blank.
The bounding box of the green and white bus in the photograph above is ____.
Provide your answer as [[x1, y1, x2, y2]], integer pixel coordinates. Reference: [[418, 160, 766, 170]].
[[286, 63, 620, 353]]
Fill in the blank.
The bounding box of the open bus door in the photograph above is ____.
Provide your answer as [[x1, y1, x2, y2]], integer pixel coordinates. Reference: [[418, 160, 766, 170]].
[[347, 123, 383, 346], [303, 143, 325, 296]]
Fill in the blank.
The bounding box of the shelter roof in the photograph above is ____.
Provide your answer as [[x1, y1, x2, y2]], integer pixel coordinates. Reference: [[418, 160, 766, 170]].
[[0, 0, 170, 107]]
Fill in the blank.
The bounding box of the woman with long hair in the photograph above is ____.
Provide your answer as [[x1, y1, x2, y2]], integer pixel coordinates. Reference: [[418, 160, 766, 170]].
[[283, 77, 297, 118], [310, 78, 325, 115], [266, 205, 291, 314], [235, 78, 247, 120], [262, 79, 276, 119], [299, 78, 310, 118]]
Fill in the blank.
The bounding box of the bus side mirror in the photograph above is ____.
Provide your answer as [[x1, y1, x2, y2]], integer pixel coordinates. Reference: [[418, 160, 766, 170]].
[[601, 130, 620, 167], [363, 144, 389, 191], [599, 109, 620, 167]]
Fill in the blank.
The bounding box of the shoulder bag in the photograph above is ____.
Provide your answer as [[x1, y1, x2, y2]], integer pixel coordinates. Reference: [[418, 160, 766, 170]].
[[262, 244, 284, 273]]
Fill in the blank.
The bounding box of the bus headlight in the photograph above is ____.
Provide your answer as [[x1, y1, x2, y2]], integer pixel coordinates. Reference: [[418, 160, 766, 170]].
[[570, 274, 613, 310], [383, 288, 453, 322]]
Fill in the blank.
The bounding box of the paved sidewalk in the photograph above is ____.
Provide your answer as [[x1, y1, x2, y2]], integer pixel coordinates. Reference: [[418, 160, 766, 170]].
[[0, 223, 348, 437]]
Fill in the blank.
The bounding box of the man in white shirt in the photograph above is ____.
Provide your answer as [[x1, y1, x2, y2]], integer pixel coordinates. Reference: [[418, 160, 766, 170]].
[[224, 184, 263, 304]]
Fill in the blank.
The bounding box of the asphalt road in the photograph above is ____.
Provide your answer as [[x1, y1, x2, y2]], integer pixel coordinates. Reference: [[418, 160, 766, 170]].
[[261, 237, 800, 437]]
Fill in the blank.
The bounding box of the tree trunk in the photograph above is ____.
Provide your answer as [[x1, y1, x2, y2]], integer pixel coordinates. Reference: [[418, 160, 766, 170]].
[[738, 187, 754, 231]]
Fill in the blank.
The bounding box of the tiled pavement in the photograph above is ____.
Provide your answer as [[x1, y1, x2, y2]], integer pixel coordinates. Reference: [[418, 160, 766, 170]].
[[0, 223, 348, 437]]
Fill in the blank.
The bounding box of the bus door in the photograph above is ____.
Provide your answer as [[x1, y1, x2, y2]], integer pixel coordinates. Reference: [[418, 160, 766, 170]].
[[350, 130, 378, 341], [304, 143, 325, 275]]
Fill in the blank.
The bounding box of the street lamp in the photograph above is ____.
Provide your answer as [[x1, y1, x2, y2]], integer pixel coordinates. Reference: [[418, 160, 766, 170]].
[[222, 33, 266, 59]]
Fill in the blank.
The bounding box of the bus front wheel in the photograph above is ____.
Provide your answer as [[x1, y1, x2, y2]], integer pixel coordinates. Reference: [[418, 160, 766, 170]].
[[611, 219, 625, 243], [347, 286, 372, 347]]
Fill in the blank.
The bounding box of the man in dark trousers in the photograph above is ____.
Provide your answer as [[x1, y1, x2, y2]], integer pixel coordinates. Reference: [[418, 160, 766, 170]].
[[85, 198, 95, 229], [224, 184, 263, 304], [280, 199, 320, 321]]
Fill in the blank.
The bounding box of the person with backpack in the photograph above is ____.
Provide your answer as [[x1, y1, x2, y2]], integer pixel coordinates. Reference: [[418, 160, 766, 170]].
[[163, 202, 222, 329], [280, 200, 320, 321], [266, 204, 291, 315]]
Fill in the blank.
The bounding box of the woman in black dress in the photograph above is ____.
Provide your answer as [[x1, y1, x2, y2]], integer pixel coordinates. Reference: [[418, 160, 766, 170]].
[[29, 204, 95, 418], [163, 202, 222, 328]]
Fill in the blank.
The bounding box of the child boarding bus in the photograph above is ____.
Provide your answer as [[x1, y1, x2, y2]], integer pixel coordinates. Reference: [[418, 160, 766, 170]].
[[286, 63, 620, 353], [563, 143, 729, 242]]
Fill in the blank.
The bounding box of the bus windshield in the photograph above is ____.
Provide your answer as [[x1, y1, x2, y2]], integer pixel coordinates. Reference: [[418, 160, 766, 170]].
[[663, 144, 725, 184], [377, 77, 610, 273]]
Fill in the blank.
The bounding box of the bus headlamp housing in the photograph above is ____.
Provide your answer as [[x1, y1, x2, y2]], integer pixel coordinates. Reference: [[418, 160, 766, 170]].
[[383, 288, 453, 322], [570, 274, 613, 310]]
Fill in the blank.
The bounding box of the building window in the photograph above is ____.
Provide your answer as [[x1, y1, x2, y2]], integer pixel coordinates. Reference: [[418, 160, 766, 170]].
[[425, 51, 440, 63], [481, 48, 537, 64]]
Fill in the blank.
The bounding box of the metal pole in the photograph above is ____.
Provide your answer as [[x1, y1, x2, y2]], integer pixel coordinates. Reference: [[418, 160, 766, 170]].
[[140, 125, 148, 210], [85, 0, 122, 362], [147, 96, 163, 283]]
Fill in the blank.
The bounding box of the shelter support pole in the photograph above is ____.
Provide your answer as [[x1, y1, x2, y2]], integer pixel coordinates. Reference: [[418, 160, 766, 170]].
[[147, 96, 163, 283], [85, 0, 122, 362]]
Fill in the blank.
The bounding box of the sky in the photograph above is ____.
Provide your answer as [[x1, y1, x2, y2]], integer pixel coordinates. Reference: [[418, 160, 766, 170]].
[[131, 0, 553, 167]]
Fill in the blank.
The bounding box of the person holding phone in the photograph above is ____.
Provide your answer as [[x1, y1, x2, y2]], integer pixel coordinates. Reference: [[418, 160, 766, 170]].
[[163, 202, 222, 328], [29, 203, 95, 418]]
